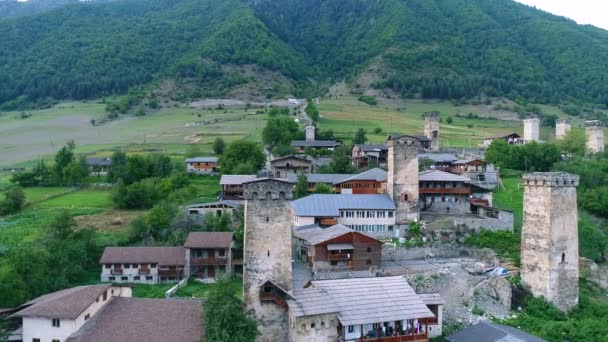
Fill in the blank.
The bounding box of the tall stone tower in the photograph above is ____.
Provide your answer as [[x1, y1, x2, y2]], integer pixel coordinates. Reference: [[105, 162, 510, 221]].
[[521, 172, 580, 312], [523, 118, 540, 143], [243, 179, 293, 341], [305, 125, 315, 141], [585, 120, 605, 153], [555, 118, 571, 140], [424, 112, 440, 151], [387, 135, 420, 229]]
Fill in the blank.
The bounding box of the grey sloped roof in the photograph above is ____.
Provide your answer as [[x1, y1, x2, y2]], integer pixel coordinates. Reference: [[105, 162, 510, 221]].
[[292, 194, 396, 217], [287, 173, 351, 184], [355, 144, 388, 152], [14, 285, 111, 319], [86, 157, 112, 167], [186, 200, 242, 209], [335, 168, 387, 184], [295, 224, 361, 245], [270, 155, 311, 164], [184, 232, 233, 249], [219, 175, 257, 185], [99, 247, 185, 266], [417, 293, 444, 305], [186, 157, 218, 163], [419, 153, 458, 163], [66, 297, 204, 342], [446, 321, 546, 342], [291, 140, 339, 147], [289, 276, 435, 325], [419, 170, 470, 182]]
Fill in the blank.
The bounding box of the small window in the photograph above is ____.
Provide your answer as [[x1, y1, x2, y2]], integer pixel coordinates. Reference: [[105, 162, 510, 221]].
[[103, 291, 107, 301], [132, 264, 138, 268], [146, 276, 153, 280], [111, 289, 114, 295], [348, 325, 355, 333], [367, 247, 372, 253], [388, 212, 394, 218], [53, 340, 60, 342], [321, 321, 325, 328], [33, 339, 41, 342], [123, 264, 130, 269], [52, 318, 60, 327], [108, 276, 115, 281], [561, 253, 566, 264], [219, 249, 226, 257], [84, 313, 90, 320], [311, 323, 316, 329], [266, 217, 269, 222], [330, 261, 338, 266], [134, 276, 140, 281], [121, 276, 128, 281], [151, 264, 157, 268], [105, 264, 111, 269]]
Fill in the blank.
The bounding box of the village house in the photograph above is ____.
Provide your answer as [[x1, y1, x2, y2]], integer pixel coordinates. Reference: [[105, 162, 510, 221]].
[[186, 200, 242, 218], [351, 144, 388, 169], [85, 157, 112, 176], [388, 133, 432, 151], [419, 170, 472, 214], [333, 168, 387, 194], [291, 140, 340, 153], [481, 133, 522, 147], [418, 153, 458, 172], [99, 247, 186, 284], [291, 194, 398, 238], [287, 276, 443, 342], [270, 155, 313, 178], [293, 224, 383, 273], [287, 173, 352, 192], [9, 284, 203, 342], [220, 174, 257, 200], [185, 156, 218, 174], [449, 158, 485, 175], [184, 232, 234, 280]]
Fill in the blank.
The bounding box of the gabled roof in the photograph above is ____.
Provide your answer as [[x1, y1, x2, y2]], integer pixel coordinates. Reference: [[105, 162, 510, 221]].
[[484, 132, 521, 140], [66, 297, 204, 342], [387, 133, 428, 142], [186, 157, 218, 163], [334, 168, 387, 184], [186, 200, 242, 209], [287, 173, 351, 184], [291, 140, 339, 148], [354, 144, 388, 152], [295, 224, 379, 246], [86, 157, 112, 167], [184, 232, 233, 249], [419, 170, 471, 182], [219, 175, 257, 185], [417, 293, 445, 305], [452, 158, 484, 165], [419, 153, 458, 163], [14, 285, 111, 319], [242, 177, 295, 185], [288, 276, 435, 325], [270, 155, 312, 164], [292, 194, 396, 217], [99, 247, 185, 266], [446, 321, 546, 342]]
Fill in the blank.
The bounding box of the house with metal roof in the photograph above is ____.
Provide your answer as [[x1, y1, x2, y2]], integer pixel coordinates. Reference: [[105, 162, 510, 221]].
[[185, 156, 218, 174], [270, 155, 313, 178], [291, 194, 398, 238], [99, 247, 186, 284], [294, 224, 383, 273], [419, 170, 472, 214], [184, 232, 234, 280], [334, 168, 388, 194], [186, 199, 242, 218], [287, 276, 443, 341], [219, 174, 257, 200], [291, 140, 340, 153], [10, 284, 204, 342], [351, 144, 388, 169], [86, 157, 112, 175]]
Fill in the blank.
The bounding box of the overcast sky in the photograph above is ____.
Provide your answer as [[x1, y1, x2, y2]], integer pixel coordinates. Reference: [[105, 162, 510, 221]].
[[514, 0, 608, 30]]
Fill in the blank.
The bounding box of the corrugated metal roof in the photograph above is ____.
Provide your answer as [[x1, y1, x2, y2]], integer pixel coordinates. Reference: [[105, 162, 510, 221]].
[[327, 243, 354, 251], [219, 175, 257, 185], [295, 224, 354, 245], [291, 140, 339, 147], [186, 200, 242, 209], [292, 194, 396, 217], [14, 285, 112, 319], [418, 293, 444, 305], [287, 173, 351, 184], [99, 247, 185, 266], [355, 144, 388, 152], [186, 157, 218, 163], [419, 153, 458, 163], [335, 168, 387, 184], [419, 170, 470, 182], [86, 157, 112, 166], [183, 232, 233, 249], [289, 276, 435, 325]]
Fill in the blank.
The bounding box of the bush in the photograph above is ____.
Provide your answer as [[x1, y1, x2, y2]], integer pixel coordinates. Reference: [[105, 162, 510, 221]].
[[357, 95, 377, 106]]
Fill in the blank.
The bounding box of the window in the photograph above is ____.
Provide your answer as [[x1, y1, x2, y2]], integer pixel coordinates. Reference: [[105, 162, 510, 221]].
[[377, 211, 386, 218], [105, 264, 111, 269], [124, 264, 130, 269], [146, 276, 153, 280], [84, 314, 90, 320], [340, 211, 345, 218], [561, 253, 566, 264], [53, 340, 60, 342], [266, 217, 269, 222], [134, 276, 140, 281], [367, 211, 375, 218], [132, 264, 138, 268], [52, 318, 60, 327], [310, 323, 316, 328], [151, 264, 157, 268], [103, 291, 107, 301], [367, 247, 372, 253], [348, 325, 355, 333], [219, 249, 226, 257], [388, 225, 394, 231], [108, 276, 115, 281], [121, 276, 128, 281], [330, 261, 338, 266], [356, 211, 365, 218], [388, 212, 394, 218], [33, 339, 41, 342]]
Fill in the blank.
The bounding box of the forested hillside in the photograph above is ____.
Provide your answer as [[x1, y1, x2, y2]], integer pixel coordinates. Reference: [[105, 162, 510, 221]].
[[3, 0, 608, 108]]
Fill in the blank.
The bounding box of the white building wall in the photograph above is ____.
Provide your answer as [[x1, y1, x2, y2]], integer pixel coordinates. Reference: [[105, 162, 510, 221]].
[[101, 263, 160, 284], [427, 305, 443, 338], [523, 118, 540, 142]]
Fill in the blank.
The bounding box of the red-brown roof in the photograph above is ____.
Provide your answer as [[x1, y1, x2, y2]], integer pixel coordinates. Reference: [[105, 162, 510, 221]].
[[67, 297, 204, 342], [184, 232, 233, 249], [99, 247, 185, 266], [14, 285, 112, 319]]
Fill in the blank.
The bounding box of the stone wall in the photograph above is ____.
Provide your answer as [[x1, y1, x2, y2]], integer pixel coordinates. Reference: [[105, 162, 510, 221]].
[[288, 312, 339, 342], [523, 118, 540, 142], [243, 179, 294, 341], [555, 119, 571, 140], [387, 135, 420, 225], [585, 120, 605, 153], [521, 173, 579, 312], [424, 112, 440, 151]]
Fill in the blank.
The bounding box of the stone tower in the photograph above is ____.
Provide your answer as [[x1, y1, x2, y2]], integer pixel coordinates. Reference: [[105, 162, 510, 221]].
[[424, 112, 440, 151], [243, 179, 293, 341], [521, 172, 580, 312], [387, 135, 420, 228], [523, 118, 540, 143], [585, 120, 605, 153], [555, 118, 571, 140], [305, 125, 315, 141]]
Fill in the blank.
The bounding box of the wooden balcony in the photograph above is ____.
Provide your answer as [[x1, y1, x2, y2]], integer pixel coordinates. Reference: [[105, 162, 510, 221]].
[[158, 267, 184, 277], [359, 332, 427, 342], [111, 268, 123, 275], [260, 292, 288, 309], [319, 218, 338, 226], [138, 268, 150, 275], [419, 317, 438, 325], [328, 253, 351, 261], [190, 257, 228, 266], [419, 187, 470, 195]]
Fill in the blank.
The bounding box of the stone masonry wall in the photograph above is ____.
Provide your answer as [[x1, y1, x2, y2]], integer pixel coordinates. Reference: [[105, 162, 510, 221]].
[[289, 312, 339, 342], [243, 179, 294, 341], [387, 136, 420, 225], [585, 120, 605, 153]]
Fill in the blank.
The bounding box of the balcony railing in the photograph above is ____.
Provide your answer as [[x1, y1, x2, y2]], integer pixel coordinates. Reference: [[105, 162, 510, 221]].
[[111, 268, 123, 275], [419, 187, 470, 194], [138, 268, 150, 275], [190, 257, 228, 265], [260, 292, 288, 309], [158, 268, 184, 277], [358, 332, 428, 342], [419, 317, 438, 325], [328, 253, 351, 261]]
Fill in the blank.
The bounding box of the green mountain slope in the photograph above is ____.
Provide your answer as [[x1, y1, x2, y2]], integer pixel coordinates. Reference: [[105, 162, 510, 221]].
[[2, 0, 608, 107]]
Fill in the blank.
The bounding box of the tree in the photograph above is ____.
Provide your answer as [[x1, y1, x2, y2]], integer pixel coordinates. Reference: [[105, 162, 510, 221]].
[[187, 144, 202, 158], [485, 140, 513, 169], [213, 137, 226, 155], [353, 128, 367, 145], [294, 174, 309, 199], [107, 151, 127, 183], [135, 106, 146, 116], [52, 143, 75, 185], [262, 116, 299, 150], [0, 186, 25, 215], [314, 183, 332, 194], [558, 129, 587, 156], [330, 146, 356, 173], [305, 100, 320, 123], [205, 277, 258, 342], [272, 144, 295, 157], [446, 116, 454, 124], [220, 141, 266, 174]]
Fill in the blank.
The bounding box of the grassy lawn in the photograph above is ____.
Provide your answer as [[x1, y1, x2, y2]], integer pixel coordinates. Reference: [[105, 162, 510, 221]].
[[37, 189, 112, 209], [175, 277, 242, 299], [131, 283, 175, 298], [186, 175, 222, 204], [493, 172, 524, 231]]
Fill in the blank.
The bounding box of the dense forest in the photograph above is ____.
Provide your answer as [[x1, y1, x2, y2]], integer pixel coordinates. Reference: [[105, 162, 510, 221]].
[[3, 0, 608, 107]]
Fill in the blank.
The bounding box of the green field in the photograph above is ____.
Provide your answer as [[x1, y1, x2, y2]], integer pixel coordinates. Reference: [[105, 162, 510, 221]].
[[37, 189, 112, 209], [131, 278, 242, 299], [493, 172, 524, 231]]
